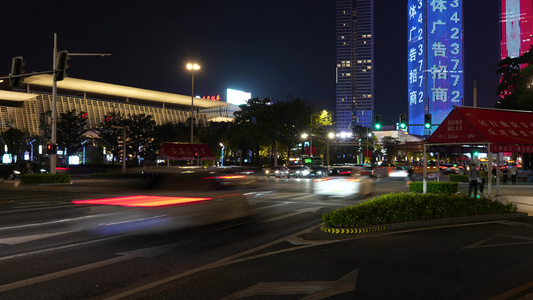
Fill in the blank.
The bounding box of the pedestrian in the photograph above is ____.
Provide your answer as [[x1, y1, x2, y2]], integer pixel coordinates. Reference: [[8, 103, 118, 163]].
[[468, 163, 480, 198], [503, 167, 508, 184], [478, 165, 485, 195], [510, 164, 518, 185]]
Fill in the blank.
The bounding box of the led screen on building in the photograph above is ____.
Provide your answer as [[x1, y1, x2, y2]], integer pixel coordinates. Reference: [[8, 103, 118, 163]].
[[426, 0, 463, 128], [227, 88, 252, 106], [407, 0, 427, 135], [407, 0, 463, 135], [501, 0, 533, 59]]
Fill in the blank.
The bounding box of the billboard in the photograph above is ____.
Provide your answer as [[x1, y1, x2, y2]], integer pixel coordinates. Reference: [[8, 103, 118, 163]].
[[407, 0, 427, 135], [426, 0, 463, 128], [227, 88, 251, 106], [501, 0, 533, 59], [407, 0, 463, 135]]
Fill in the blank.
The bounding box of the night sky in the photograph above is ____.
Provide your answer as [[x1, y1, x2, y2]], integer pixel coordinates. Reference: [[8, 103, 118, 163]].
[[3, 0, 501, 127]]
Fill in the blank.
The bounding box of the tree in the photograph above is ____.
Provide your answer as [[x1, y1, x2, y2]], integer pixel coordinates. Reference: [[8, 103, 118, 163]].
[[1, 127, 26, 162], [56, 109, 89, 163], [381, 136, 400, 166], [95, 111, 124, 163], [124, 113, 156, 165], [496, 45, 533, 111]]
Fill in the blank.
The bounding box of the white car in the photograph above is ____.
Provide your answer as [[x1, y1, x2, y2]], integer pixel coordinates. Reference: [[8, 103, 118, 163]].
[[313, 166, 374, 198]]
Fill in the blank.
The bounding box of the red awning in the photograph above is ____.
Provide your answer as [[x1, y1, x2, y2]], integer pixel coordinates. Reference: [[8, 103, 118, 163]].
[[426, 107, 533, 153], [157, 143, 215, 160]]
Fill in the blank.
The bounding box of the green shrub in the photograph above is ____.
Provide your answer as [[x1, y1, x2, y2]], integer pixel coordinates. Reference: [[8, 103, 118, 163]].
[[409, 181, 458, 194], [450, 174, 469, 182], [322, 192, 517, 228], [20, 174, 71, 184]]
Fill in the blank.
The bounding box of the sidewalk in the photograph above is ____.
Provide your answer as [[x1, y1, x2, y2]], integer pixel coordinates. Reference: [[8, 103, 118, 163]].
[[458, 183, 533, 216]]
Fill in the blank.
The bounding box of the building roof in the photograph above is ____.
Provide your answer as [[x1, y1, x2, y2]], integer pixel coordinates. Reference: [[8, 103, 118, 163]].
[[426, 106, 533, 153], [22, 74, 228, 109]]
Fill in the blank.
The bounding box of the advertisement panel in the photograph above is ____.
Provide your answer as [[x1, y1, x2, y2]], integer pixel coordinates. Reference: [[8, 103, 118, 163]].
[[227, 89, 252, 106], [426, 0, 463, 131], [501, 0, 533, 59], [407, 0, 427, 135]]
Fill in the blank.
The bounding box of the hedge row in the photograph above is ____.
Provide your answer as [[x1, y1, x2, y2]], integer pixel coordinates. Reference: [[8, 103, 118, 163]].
[[20, 174, 71, 184], [409, 181, 458, 194], [322, 192, 517, 228]]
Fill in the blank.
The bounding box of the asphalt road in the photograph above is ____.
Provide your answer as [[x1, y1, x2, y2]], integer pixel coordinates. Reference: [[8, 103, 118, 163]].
[[0, 177, 532, 299]]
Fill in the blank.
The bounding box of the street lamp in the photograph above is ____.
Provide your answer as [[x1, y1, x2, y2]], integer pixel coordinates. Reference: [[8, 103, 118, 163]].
[[220, 143, 225, 167], [187, 63, 201, 144]]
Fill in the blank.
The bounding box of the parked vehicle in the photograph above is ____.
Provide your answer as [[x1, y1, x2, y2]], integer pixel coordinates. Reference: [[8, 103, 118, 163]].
[[288, 166, 310, 178], [265, 166, 289, 178]]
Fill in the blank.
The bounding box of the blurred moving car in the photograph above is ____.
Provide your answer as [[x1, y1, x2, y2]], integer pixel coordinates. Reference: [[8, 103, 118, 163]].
[[265, 166, 289, 178], [0, 165, 16, 180], [288, 166, 311, 178], [360, 166, 376, 177], [71, 167, 264, 235], [389, 166, 410, 178], [313, 166, 374, 198], [0, 163, 48, 180], [309, 166, 329, 178], [439, 163, 464, 175]]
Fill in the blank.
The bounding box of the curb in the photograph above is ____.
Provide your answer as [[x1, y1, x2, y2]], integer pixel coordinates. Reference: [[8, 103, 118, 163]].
[[320, 225, 386, 234], [318, 213, 528, 236]]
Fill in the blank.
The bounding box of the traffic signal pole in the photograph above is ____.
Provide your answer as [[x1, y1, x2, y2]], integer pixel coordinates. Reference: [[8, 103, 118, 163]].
[[51, 34, 58, 174], [49, 33, 111, 174]]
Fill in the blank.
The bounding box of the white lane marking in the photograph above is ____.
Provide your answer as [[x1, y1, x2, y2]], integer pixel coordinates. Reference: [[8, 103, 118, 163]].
[[0, 211, 125, 231], [462, 234, 533, 249], [255, 202, 289, 210], [104, 225, 322, 300], [262, 207, 322, 223], [0, 242, 177, 293], [0, 236, 120, 262], [222, 268, 359, 300], [0, 231, 75, 245]]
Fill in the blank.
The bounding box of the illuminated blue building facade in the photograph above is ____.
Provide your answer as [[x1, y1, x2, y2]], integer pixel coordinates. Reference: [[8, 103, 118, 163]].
[[407, 0, 464, 135]]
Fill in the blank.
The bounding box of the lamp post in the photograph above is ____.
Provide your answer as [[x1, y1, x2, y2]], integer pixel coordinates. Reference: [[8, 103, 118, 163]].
[[326, 132, 334, 166], [187, 63, 201, 144], [220, 143, 225, 167]]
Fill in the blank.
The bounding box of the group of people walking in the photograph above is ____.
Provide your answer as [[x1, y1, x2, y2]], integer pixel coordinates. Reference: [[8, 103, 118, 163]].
[[468, 163, 518, 198]]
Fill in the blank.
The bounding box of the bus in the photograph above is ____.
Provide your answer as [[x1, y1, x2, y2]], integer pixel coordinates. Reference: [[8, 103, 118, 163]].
[[287, 155, 323, 167]]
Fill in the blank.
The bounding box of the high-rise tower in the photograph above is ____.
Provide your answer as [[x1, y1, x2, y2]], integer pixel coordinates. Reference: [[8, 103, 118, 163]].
[[336, 0, 374, 133], [407, 0, 464, 135]]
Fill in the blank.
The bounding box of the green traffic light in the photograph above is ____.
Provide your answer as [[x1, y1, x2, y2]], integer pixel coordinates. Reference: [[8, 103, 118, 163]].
[[424, 123, 431, 129], [400, 123, 406, 129], [374, 123, 381, 130]]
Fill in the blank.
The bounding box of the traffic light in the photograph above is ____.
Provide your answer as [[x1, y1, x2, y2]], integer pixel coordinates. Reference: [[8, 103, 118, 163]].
[[399, 114, 407, 130], [55, 50, 69, 81], [473, 151, 479, 157], [374, 114, 382, 130], [47, 144, 57, 154], [424, 114, 432, 129], [10, 56, 24, 87]]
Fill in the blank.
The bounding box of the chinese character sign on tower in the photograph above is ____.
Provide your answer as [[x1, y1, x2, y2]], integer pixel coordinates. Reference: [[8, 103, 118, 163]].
[[407, 0, 463, 135]]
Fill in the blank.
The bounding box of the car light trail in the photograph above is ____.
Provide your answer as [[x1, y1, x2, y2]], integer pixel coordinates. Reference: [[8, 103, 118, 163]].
[[72, 195, 212, 207]]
